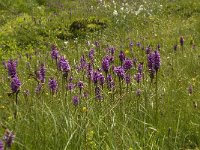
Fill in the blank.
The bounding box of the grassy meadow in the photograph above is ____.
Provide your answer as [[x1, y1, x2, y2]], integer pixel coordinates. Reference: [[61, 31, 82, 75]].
[[0, 0, 200, 149]]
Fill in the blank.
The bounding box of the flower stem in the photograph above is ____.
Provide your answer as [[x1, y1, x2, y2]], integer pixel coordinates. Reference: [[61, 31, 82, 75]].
[[14, 92, 19, 119], [155, 72, 158, 125]]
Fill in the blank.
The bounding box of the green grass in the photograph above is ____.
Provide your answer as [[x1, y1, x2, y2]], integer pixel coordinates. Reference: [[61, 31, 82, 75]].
[[0, 0, 200, 149]]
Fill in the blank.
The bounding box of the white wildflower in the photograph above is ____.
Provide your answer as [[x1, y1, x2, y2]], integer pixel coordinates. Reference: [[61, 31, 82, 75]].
[[113, 10, 118, 16]]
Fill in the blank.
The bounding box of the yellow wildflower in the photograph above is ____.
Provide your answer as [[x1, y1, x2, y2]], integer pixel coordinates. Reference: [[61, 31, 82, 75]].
[[108, 91, 112, 94], [82, 107, 87, 112], [8, 116, 12, 120], [125, 50, 129, 54], [0, 105, 5, 109]]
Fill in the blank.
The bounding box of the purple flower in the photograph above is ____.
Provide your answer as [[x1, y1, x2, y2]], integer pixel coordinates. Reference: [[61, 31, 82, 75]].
[[69, 76, 73, 82], [138, 62, 143, 74], [125, 74, 131, 84], [119, 51, 125, 63], [109, 56, 114, 63], [51, 45, 59, 60], [95, 86, 102, 100], [134, 73, 142, 83], [137, 42, 141, 47], [146, 46, 151, 54], [106, 74, 115, 90], [77, 81, 84, 92], [114, 66, 125, 79], [92, 71, 99, 84], [89, 49, 95, 60], [98, 73, 105, 86], [48, 78, 58, 94], [147, 52, 156, 79], [0, 140, 3, 150], [109, 47, 115, 55], [80, 55, 86, 70], [102, 56, 110, 74], [39, 64, 46, 83], [72, 96, 79, 106], [154, 50, 161, 72], [11, 76, 21, 93], [188, 85, 193, 95], [7, 60, 17, 78], [94, 41, 100, 48], [87, 63, 93, 80], [174, 44, 177, 52], [35, 84, 42, 94], [67, 83, 75, 91], [3, 129, 15, 148], [147, 51, 161, 79], [130, 41, 134, 47], [123, 59, 133, 71], [157, 44, 161, 50], [58, 56, 71, 72], [180, 36, 184, 46]]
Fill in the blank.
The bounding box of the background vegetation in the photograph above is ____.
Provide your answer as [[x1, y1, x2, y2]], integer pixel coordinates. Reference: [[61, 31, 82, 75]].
[[0, 0, 200, 149]]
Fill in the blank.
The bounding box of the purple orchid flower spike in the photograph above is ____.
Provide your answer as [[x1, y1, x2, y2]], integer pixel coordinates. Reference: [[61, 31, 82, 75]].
[[3, 129, 15, 148], [11, 76, 21, 93], [7, 59, 17, 78], [72, 96, 79, 106], [48, 78, 58, 94]]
